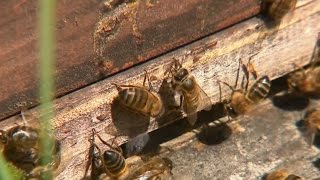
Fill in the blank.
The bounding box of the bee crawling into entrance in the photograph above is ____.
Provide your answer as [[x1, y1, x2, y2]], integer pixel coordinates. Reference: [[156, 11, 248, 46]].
[[217, 58, 271, 119], [83, 129, 173, 180], [265, 169, 302, 180], [83, 129, 128, 179], [113, 70, 164, 118], [287, 35, 320, 98], [164, 58, 212, 126], [0, 112, 61, 179]]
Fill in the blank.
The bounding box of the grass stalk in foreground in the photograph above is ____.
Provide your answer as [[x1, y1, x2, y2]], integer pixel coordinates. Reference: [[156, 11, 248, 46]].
[[38, 0, 56, 179]]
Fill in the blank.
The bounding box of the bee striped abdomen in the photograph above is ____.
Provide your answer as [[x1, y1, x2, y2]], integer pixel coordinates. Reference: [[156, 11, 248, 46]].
[[119, 87, 148, 110], [246, 76, 271, 103], [103, 150, 126, 176]]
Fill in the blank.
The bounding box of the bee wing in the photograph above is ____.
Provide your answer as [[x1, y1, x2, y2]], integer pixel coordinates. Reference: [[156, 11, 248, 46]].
[[195, 83, 212, 112], [125, 133, 150, 156], [186, 113, 198, 126], [184, 83, 212, 126], [129, 158, 168, 179]]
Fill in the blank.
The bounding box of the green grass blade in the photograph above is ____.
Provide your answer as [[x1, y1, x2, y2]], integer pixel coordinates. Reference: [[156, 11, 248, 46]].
[[38, 0, 56, 179]]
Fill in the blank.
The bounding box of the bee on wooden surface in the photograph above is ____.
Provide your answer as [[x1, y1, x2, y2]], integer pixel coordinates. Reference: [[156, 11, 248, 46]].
[[113, 71, 164, 118], [303, 107, 320, 146], [127, 157, 173, 180], [218, 59, 271, 118], [0, 112, 61, 179], [83, 129, 127, 179], [165, 59, 212, 126], [263, 0, 297, 22], [287, 38, 320, 97], [84, 129, 172, 180], [266, 169, 302, 180]]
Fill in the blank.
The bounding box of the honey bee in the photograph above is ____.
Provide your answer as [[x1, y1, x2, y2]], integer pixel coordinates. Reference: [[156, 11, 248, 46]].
[[84, 129, 173, 180], [0, 112, 61, 179], [303, 107, 320, 146], [165, 59, 212, 126], [127, 157, 173, 180], [218, 59, 271, 118], [287, 39, 320, 97], [263, 0, 297, 22], [113, 71, 164, 118], [83, 129, 127, 179], [266, 169, 302, 180]]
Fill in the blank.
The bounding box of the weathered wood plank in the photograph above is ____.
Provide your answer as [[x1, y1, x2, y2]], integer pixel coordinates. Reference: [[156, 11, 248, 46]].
[[0, 0, 260, 120], [0, 0, 319, 179], [0, 0, 102, 120], [166, 99, 320, 179], [94, 0, 260, 75]]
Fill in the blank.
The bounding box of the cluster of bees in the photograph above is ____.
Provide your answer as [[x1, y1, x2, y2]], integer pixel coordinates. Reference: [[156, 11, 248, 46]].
[[0, 0, 319, 179]]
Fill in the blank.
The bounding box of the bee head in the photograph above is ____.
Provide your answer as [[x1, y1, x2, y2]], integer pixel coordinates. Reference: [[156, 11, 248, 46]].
[[174, 68, 189, 82], [161, 157, 173, 170], [92, 151, 103, 168], [103, 150, 118, 163], [12, 127, 39, 149], [225, 105, 237, 118]]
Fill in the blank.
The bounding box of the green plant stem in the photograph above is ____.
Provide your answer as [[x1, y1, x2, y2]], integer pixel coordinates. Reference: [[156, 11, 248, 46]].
[[38, 0, 56, 179]]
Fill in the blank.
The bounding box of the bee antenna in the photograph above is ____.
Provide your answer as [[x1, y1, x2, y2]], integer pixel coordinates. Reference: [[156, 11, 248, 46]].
[[21, 111, 27, 125], [217, 80, 235, 92], [88, 129, 95, 144], [112, 83, 122, 91]]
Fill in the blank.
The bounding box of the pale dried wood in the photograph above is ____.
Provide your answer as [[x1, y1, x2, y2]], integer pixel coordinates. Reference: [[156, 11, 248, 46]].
[[165, 99, 320, 179], [0, 1, 319, 179]]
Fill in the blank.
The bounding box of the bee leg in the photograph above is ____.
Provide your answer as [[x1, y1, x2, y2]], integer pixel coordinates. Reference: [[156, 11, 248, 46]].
[[92, 142, 112, 176], [234, 58, 242, 89], [143, 70, 155, 92], [240, 59, 250, 92], [172, 57, 182, 69], [217, 80, 222, 103], [310, 35, 320, 67], [179, 95, 184, 108], [224, 104, 231, 121], [247, 56, 258, 79], [291, 63, 306, 76], [83, 131, 96, 179], [94, 129, 123, 154], [310, 131, 315, 147], [216, 80, 234, 92]]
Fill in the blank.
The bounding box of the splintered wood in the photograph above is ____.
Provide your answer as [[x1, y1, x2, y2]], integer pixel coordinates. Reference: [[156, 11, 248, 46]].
[[0, 1, 319, 179]]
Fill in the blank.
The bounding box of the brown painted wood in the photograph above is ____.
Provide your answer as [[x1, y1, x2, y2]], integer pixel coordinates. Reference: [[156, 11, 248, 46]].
[[0, 0, 102, 120], [0, 0, 319, 179], [0, 0, 261, 120]]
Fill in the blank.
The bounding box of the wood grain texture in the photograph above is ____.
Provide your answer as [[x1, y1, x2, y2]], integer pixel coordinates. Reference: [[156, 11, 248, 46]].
[[0, 0, 260, 120], [94, 0, 260, 76], [166, 99, 320, 179], [0, 0, 319, 179], [0, 0, 102, 120]]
